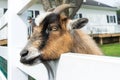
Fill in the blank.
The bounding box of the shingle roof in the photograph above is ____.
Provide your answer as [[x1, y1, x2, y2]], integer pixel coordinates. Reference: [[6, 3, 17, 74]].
[[83, 0, 115, 8]]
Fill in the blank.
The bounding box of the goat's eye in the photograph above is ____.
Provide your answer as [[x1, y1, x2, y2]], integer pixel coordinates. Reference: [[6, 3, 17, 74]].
[[52, 26, 58, 31], [47, 25, 59, 32]]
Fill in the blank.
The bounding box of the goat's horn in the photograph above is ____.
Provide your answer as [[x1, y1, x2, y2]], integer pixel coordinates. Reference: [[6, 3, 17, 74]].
[[53, 4, 76, 14]]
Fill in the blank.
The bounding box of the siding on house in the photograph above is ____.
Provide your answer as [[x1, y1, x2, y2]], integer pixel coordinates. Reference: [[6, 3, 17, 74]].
[[76, 5, 118, 34], [78, 8, 117, 25]]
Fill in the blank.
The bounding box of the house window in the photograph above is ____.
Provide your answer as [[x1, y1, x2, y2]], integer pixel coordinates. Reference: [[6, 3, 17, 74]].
[[27, 10, 40, 19], [107, 15, 109, 23], [79, 13, 82, 18], [110, 16, 114, 23], [35, 10, 39, 17], [3, 8, 7, 14], [106, 15, 116, 23], [28, 10, 33, 18], [27, 10, 40, 38], [74, 13, 82, 19], [113, 16, 116, 23], [74, 14, 79, 19]]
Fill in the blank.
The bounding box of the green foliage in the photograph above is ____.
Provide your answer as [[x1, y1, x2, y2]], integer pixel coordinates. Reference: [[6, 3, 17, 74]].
[[100, 43, 120, 57], [28, 75, 36, 80], [0, 56, 7, 78], [117, 10, 120, 15]]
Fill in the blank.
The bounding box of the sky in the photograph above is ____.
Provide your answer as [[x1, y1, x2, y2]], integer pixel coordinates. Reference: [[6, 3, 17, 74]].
[[95, 0, 120, 7]]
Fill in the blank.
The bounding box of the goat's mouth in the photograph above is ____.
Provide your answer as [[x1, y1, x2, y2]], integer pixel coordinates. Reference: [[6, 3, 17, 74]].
[[20, 56, 41, 65]]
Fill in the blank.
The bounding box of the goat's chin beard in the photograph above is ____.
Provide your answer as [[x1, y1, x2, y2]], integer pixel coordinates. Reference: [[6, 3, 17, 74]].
[[29, 58, 42, 65], [20, 56, 42, 65]]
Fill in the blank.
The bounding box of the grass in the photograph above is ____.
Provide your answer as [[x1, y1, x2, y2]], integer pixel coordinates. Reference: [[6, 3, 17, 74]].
[[100, 43, 120, 57]]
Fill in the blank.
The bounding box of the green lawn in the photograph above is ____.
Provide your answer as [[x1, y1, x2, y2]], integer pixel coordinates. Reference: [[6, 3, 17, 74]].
[[100, 43, 120, 57]]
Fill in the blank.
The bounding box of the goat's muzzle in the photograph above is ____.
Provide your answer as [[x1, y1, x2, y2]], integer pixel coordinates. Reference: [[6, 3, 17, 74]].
[[20, 49, 42, 65]]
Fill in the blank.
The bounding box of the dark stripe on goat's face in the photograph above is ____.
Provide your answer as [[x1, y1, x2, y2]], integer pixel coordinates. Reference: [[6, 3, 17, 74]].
[[38, 13, 61, 49], [20, 13, 73, 64]]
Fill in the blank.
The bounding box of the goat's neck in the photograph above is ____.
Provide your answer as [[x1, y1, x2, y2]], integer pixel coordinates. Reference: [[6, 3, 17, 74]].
[[43, 59, 59, 80], [71, 30, 102, 55]]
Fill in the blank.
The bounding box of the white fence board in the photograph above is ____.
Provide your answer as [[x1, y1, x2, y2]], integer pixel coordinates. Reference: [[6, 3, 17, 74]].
[[15, 47, 48, 80], [17, 53, 120, 80], [0, 71, 7, 80], [16, 0, 36, 14], [0, 26, 7, 40], [17, 62, 48, 80], [56, 53, 120, 80], [8, 0, 36, 79], [0, 46, 7, 60], [0, 11, 8, 30]]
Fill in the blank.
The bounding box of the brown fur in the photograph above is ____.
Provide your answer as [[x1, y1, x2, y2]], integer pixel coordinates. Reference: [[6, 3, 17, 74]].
[[20, 13, 103, 62], [71, 30, 103, 55], [40, 16, 73, 60], [38, 15, 102, 60], [41, 31, 73, 60]]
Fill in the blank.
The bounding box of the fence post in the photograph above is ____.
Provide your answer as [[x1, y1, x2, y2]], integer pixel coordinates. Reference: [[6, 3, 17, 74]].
[[8, 0, 35, 80]]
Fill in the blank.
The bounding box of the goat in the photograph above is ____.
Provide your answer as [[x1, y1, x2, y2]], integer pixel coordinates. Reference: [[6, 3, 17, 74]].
[[20, 4, 103, 80]]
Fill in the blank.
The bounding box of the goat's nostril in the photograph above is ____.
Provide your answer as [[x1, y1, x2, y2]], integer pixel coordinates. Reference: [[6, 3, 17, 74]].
[[20, 50, 29, 57]]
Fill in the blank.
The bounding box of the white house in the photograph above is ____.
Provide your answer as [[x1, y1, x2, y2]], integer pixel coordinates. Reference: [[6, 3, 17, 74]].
[[78, 0, 119, 34]]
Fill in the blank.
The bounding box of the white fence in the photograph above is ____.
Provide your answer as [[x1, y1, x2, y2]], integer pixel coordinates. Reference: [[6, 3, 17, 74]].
[[0, 11, 8, 30], [0, 46, 7, 60], [17, 53, 120, 80], [0, 0, 120, 80], [56, 53, 120, 80], [0, 10, 8, 40], [0, 71, 7, 80], [83, 25, 120, 34]]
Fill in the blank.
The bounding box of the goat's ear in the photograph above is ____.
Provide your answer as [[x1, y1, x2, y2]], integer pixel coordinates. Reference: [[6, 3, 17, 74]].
[[69, 18, 88, 29]]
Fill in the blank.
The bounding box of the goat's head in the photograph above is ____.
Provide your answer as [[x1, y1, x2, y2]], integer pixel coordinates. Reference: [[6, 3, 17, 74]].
[[20, 4, 88, 65]]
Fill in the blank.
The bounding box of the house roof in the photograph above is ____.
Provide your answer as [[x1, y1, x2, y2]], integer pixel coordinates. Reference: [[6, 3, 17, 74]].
[[83, 0, 115, 8]]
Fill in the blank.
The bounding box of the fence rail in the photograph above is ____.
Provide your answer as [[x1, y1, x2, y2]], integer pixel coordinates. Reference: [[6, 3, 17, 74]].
[[17, 61, 48, 80], [0, 11, 8, 40], [115, 25, 120, 33], [56, 53, 120, 80], [17, 53, 120, 80], [0, 11, 8, 31], [0, 71, 7, 80], [84, 25, 120, 34], [0, 46, 8, 60]]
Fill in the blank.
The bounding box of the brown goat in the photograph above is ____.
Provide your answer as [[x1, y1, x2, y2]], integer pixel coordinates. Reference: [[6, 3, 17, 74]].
[[20, 4, 103, 80]]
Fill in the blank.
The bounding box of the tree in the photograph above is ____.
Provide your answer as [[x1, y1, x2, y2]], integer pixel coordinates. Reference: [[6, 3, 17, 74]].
[[114, 0, 120, 9], [114, 0, 120, 24], [41, 0, 52, 11], [40, 0, 83, 19]]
